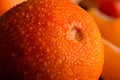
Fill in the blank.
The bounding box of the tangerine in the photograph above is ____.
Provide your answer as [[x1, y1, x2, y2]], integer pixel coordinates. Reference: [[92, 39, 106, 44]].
[[0, 0, 104, 80]]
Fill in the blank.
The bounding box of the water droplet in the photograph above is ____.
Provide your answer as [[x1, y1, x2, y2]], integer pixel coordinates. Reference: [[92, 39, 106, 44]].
[[44, 61, 47, 66], [11, 53, 16, 57], [57, 59, 62, 64]]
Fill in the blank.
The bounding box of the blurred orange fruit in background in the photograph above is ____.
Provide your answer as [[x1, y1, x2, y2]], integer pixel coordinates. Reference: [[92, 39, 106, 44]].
[[98, 0, 120, 18], [0, 0, 26, 16], [88, 7, 120, 47], [102, 39, 120, 80]]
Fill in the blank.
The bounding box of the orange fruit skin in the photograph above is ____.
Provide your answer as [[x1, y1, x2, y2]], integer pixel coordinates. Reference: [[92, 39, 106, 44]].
[[0, 0, 26, 16], [101, 39, 120, 80], [88, 7, 120, 47], [0, 0, 104, 80]]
